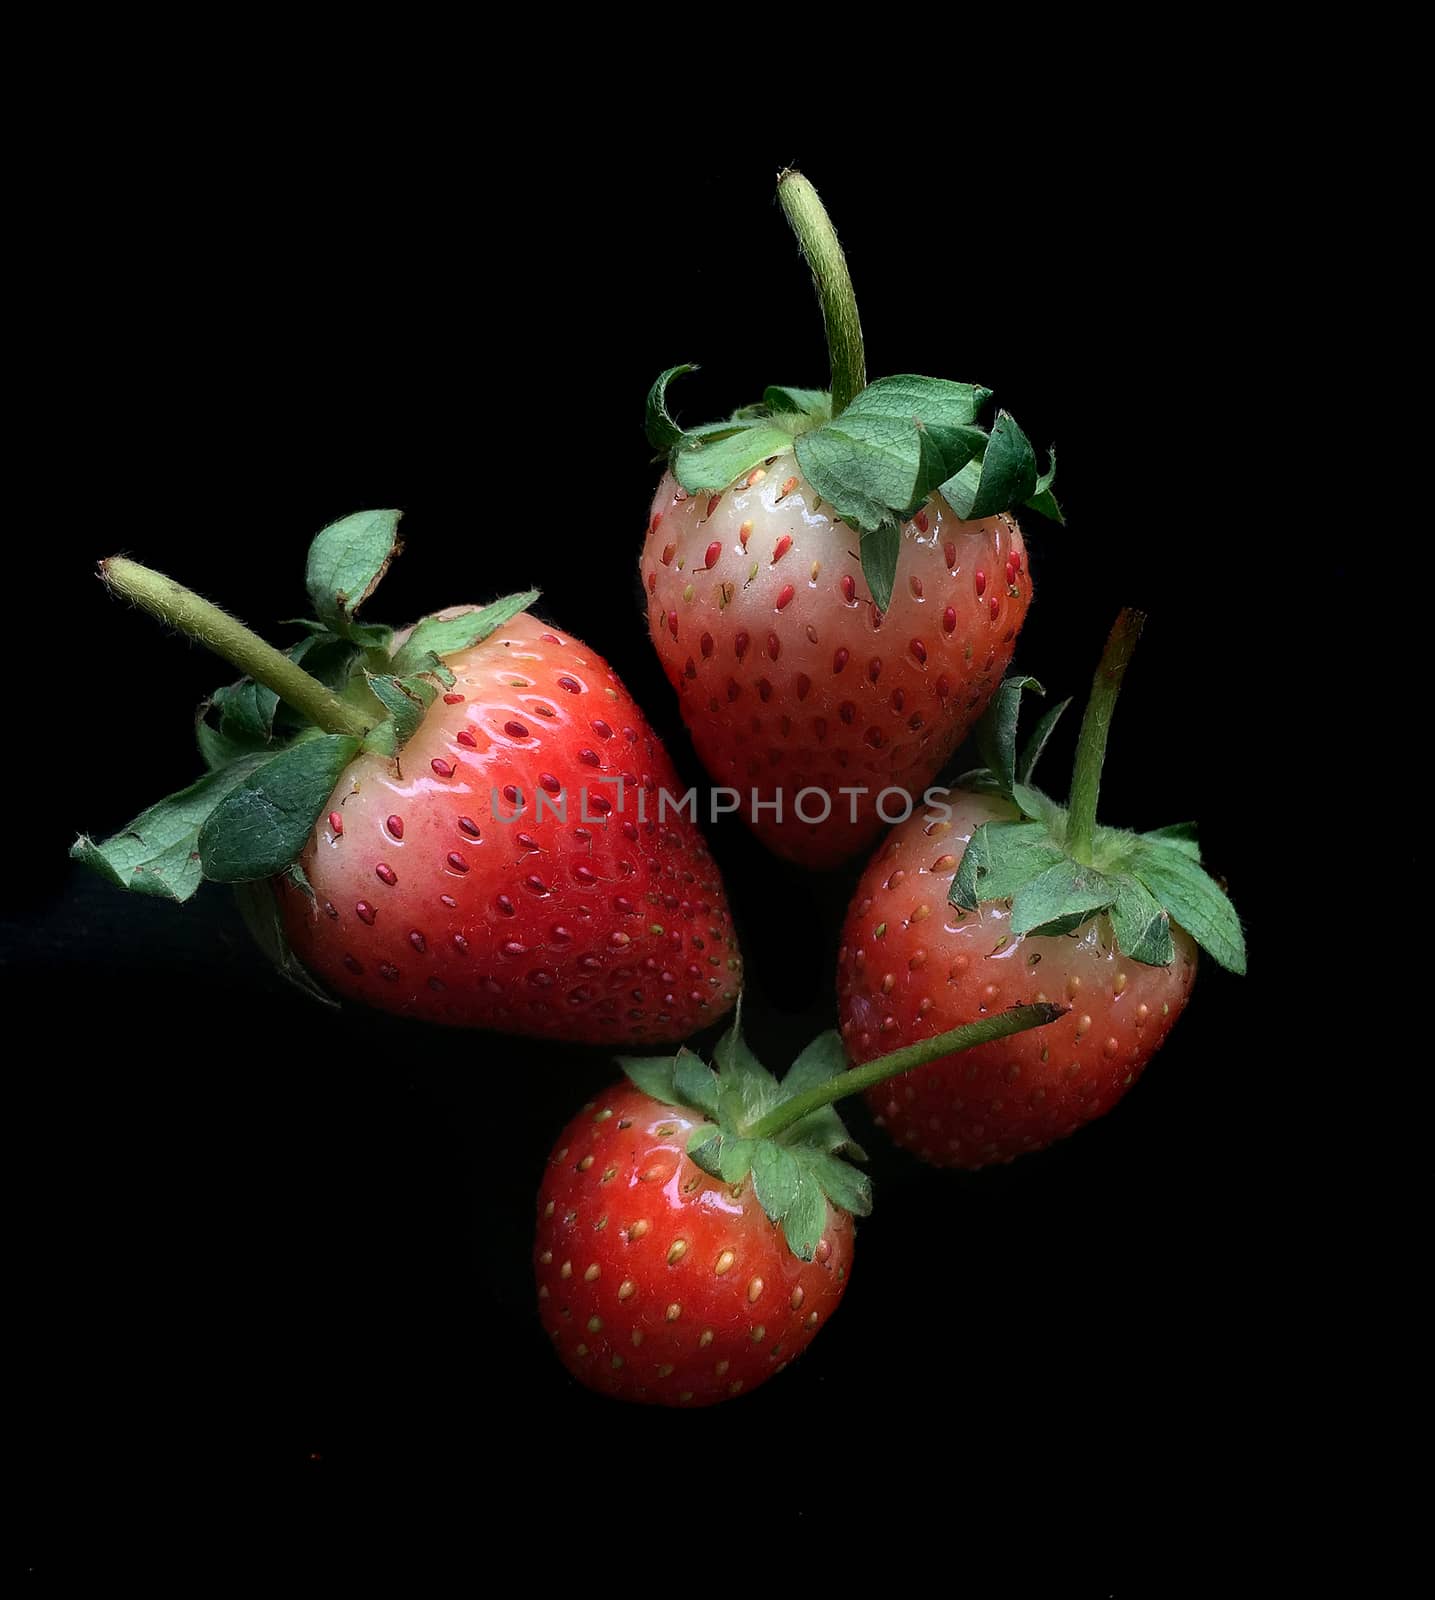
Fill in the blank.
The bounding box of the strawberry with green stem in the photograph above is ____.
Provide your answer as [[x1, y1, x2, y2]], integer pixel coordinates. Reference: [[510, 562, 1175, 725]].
[[641, 170, 1062, 868], [71, 512, 741, 1042], [837, 609, 1246, 1167], [536, 997, 1065, 1405]]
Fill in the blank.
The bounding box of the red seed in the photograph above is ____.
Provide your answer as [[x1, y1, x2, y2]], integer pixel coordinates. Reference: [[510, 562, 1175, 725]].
[[503, 786, 520, 805], [775, 584, 795, 611], [864, 727, 884, 749], [409, 931, 427, 953], [497, 895, 515, 916], [540, 633, 562, 645], [578, 748, 600, 767], [505, 720, 529, 739], [795, 672, 811, 701], [431, 758, 454, 778], [428, 977, 445, 992], [539, 773, 561, 794], [839, 701, 856, 724], [501, 941, 527, 958], [661, 542, 677, 565], [574, 865, 597, 884], [343, 955, 363, 974], [700, 632, 714, 658], [975, 569, 987, 597], [439, 894, 457, 909], [706, 494, 721, 519], [452, 934, 469, 953], [667, 613, 678, 640], [757, 678, 773, 703], [773, 534, 792, 563], [379, 963, 400, 983], [910, 638, 928, 665], [386, 815, 404, 839], [840, 574, 857, 604], [943, 606, 957, 634], [591, 720, 613, 739], [447, 852, 470, 873], [777, 476, 799, 500], [734, 631, 750, 660], [456, 729, 477, 748], [766, 632, 781, 660], [557, 675, 582, 693], [524, 875, 546, 894], [324, 901, 338, 919], [704, 541, 721, 569], [914, 509, 929, 534], [551, 926, 574, 944], [909, 576, 924, 599], [356, 901, 377, 925], [458, 816, 481, 837], [833, 647, 849, 674], [868, 657, 882, 684], [375, 863, 398, 886], [589, 794, 613, 816], [989, 596, 1000, 621], [443, 693, 465, 704], [328, 812, 343, 836]]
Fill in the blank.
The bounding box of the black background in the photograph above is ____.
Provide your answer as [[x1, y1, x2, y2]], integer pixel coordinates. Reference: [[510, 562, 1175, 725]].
[[15, 137, 1289, 1572]]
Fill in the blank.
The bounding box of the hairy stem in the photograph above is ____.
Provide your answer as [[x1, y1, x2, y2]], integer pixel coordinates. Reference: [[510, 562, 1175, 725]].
[[744, 1004, 1067, 1141], [1066, 608, 1146, 864], [100, 557, 372, 738], [776, 169, 866, 417]]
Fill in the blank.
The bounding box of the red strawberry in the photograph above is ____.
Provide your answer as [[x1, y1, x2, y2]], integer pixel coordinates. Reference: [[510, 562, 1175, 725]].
[[278, 610, 741, 1041], [640, 171, 1059, 868], [72, 512, 740, 1043], [643, 464, 1029, 867], [838, 612, 1245, 1167], [536, 1000, 1062, 1405]]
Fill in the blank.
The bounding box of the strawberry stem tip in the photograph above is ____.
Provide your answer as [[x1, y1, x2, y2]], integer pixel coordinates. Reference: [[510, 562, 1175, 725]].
[[98, 556, 372, 739], [744, 1003, 1068, 1142], [776, 169, 866, 418], [1065, 607, 1146, 866]]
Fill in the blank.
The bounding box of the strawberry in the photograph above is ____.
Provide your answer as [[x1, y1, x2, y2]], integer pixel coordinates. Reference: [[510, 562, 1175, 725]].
[[837, 610, 1246, 1167], [71, 512, 741, 1042], [536, 999, 1063, 1406], [640, 171, 1061, 867]]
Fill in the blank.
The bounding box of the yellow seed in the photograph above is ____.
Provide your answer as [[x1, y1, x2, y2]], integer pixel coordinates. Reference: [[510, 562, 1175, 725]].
[[618, 1280, 635, 1301], [714, 1249, 735, 1275], [542, 1201, 554, 1219], [594, 1107, 612, 1122], [699, 1329, 714, 1348], [1113, 972, 1127, 996], [584, 1263, 600, 1282], [587, 1315, 603, 1333], [560, 1261, 572, 1280], [631, 1330, 644, 1347], [747, 1277, 764, 1304], [751, 1325, 766, 1343], [578, 1155, 594, 1172], [790, 1286, 805, 1310], [657, 1364, 675, 1379], [715, 1360, 730, 1376], [911, 904, 930, 922], [628, 1219, 650, 1241], [665, 1303, 682, 1322], [538, 1250, 552, 1265], [575, 1344, 588, 1358], [538, 1286, 549, 1299], [667, 1239, 688, 1264]]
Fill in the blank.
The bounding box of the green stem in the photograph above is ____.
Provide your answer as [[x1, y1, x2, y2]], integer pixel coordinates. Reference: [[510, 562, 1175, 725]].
[[100, 557, 372, 738], [777, 169, 866, 417], [744, 1004, 1067, 1142], [1065, 608, 1146, 865]]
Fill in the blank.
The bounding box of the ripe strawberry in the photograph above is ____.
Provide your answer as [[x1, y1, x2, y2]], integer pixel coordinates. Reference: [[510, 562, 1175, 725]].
[[838, 612, 1245, 1167], [72, 512, 740, 1043], [640, 171, 1060, 868], [643, 463, 1029, 867], [537, 999, 1062, 1405]]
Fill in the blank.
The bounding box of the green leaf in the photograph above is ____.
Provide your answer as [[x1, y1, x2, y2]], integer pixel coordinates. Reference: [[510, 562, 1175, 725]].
[[795, 414, 923, 533], [762, 385, 830, 423], [749, 1142, 802, 1225], [686, 1124, 723, 1177], [646, 364, 696, 451], [1108, 875, 1176, 966], [942, 411, 1039, 521], [780, 1173, 827, 1262], [196, 705, 265, 771], [860, 518, 902, 612], [70, 756, 269, 903], [233, 879, 338, 1008], [673, 424, 793, 493], [796, 1148, 873, 1218], [1018, 698, 1072, 785], [782, 1031, 847, 1095], [1130, 841, 1246, 974], [951, 821, 1067, 910], [783, 1104, 867, 1162], [1024, 448, 1064, 524], [1141, 822, 1202, 861], [843, 375, 991, 490], [305, 509, 402, 636], [717, 1137, 756, 1185], [389, 591, 540, 676], [212, 676, 279, 744], [197, 735, 361, 883], [1009, 859, 1119, 937], [674, 1048, 721, 1119], [713, 1011, 782, 1125], [618, 1054, 678, 1104], [975, 675, 1044, 797], [365, 672, 439, 751]]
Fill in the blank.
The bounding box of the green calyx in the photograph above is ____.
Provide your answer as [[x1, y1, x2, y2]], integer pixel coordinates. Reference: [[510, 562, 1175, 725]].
[[948, 615, 1247, 975], [70, 510, 539, 908], [644, 171, 1061, 614], [618, 997, 1065, 1262]]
